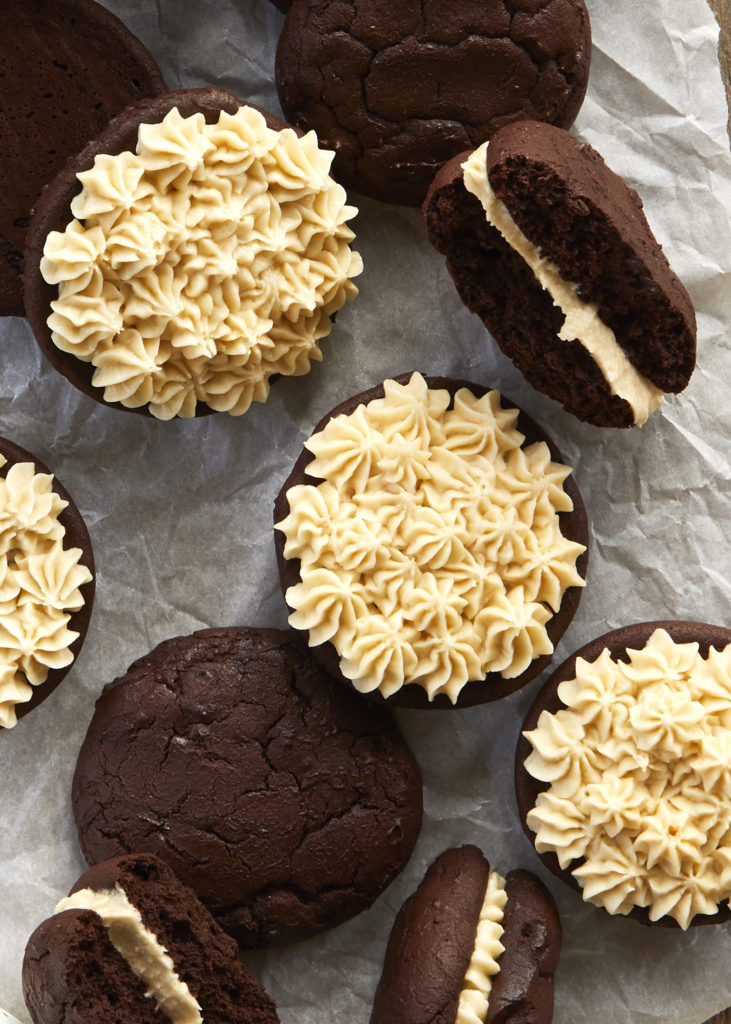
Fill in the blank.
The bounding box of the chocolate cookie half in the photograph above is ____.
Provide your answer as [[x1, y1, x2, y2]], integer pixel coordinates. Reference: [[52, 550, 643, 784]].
[[24, 86, 362, 418], [72, 627, 422, 947], [424, 122, 697, 427], [23, 853, 279, 1024], [274, 372, 589, 709], [275, 0, 591, 206], [0, 437, 94, 728], [0, 0, 165, 317], [370, 846, 560, 1024], [516, 621, 731, 928]]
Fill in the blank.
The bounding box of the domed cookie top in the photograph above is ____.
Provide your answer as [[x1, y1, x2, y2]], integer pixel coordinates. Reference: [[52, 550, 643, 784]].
[[72, 627, 422, 947], [516, 622, 731, 928], [24, 87, 362, 419], [23, 853, 279, 1024], [275, 372, 588, 709], [0, 438, 94, 729], [370, 845, 561, 1024], [424, 122, 697, 427], [0, 0, 165, 317], [275, 0, 591, 206]]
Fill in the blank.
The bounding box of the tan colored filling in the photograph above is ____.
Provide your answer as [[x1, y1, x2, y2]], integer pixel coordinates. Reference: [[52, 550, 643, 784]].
[[276, 372, 585, 702], [41, 106, 362, 419], [456, 870, 506, 1024], [55, 886, 202, 1024], [0, 456, 92, 729], [524, 628, 731, 928], [462, 144, 663, 426]]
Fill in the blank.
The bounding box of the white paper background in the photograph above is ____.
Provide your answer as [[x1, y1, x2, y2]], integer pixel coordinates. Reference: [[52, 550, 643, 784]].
[[1, 0, 730, 1021]]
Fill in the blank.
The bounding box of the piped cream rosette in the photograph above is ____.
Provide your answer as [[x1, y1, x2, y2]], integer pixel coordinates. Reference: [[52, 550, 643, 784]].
[[40, 105, 363, 419], [523, 627, 731, 928], [276, 373, 586, 703], [0, 455, 93, 728]]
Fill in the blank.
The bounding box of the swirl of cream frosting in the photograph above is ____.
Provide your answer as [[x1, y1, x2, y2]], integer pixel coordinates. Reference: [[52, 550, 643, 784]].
[[0, 456, 93, 728], [42, 105, 362, 419], [523, 628, 731, 926], [456, 870, 507, 1024], [277, 373, 585, 701]]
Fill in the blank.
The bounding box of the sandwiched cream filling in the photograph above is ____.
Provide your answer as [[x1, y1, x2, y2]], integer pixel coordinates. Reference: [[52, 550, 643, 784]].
[[456, 871, 507, 1024], [55, 885, 202, 1024], [462, 144, 663, 426]]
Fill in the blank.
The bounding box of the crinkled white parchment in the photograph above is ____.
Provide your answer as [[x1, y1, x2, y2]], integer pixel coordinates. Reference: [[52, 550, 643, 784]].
[[1, 0, 730, 1022]]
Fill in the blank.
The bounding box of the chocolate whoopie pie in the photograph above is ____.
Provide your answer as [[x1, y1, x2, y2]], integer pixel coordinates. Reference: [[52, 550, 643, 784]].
[[0, 0, 165, 317], [516, 621, 731, 928], [424, 121, 697, 428], [274, 372, 589, 710], [370, 846, 560, 1024], [72, 627, 422, 948], [24, 86, 362, 419], [0, 437, 94, 728], [275, 0, 591, 206], [23, 853, 279, 1024]]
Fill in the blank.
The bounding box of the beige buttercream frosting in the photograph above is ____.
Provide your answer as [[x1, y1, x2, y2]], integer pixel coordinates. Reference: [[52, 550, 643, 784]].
[[41, 105, 363, 419], [456, 870, 507, 1024], [462, 144, 664, 427], [55, 885, 202, 1024], [523, 628, 731, 927], [276, 373, 585, 702], [0, 456, 92, 729]]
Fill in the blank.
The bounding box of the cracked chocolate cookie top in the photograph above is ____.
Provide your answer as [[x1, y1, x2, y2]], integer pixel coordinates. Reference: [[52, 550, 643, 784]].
[[275, 0, 591, 206], [0, 0, 164, 317], [71, 626, 423, 948]]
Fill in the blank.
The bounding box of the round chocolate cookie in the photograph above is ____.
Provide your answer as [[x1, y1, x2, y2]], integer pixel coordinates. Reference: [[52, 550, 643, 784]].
[[516, 621, 731, 928], [0, 437, 95, 728], [275, 0, 591, 206], [274, 373, 589, 710], [370, 846, 560, 1024], [24, 86, 362, 419], [23, 853, 279, 1024], [424, 121, 697, 428], [0, 0, 165, 317], [72, 627, 423, 947]]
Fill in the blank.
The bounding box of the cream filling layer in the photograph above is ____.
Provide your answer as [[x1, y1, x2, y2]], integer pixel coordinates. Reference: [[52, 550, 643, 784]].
[[462, 144, 663, 426], [55, 886, 202, 1024], [456, 870, 507, 1024]]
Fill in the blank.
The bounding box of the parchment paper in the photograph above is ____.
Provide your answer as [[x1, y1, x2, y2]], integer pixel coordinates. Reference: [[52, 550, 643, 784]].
[[1, 0, 730, 1021]]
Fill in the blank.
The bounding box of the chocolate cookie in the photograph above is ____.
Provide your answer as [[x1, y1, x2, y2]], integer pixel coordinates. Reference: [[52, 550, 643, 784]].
[[424, 121, 697, 427], [72, 627, 423, 947], [274, 372, 589, 709], [0, 0, 164, 317], [23, 853, 279, 1024], [275, 0, 591, 206], [516, 621, 731, 928], [0, 437, 94, 728], [370, 846, 560, 1024], [24, 86, 362, 419]]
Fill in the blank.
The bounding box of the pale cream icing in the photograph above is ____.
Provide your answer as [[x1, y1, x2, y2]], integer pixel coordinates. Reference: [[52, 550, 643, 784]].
[[55, 885, 202, 1024], [462, 144, 664, 427], [276, 373, 585, 702], [456, 870, 507, 1024], [41, 106, 363, 419], [523, 628, 731, 927], [0, 457, 92, 729]]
